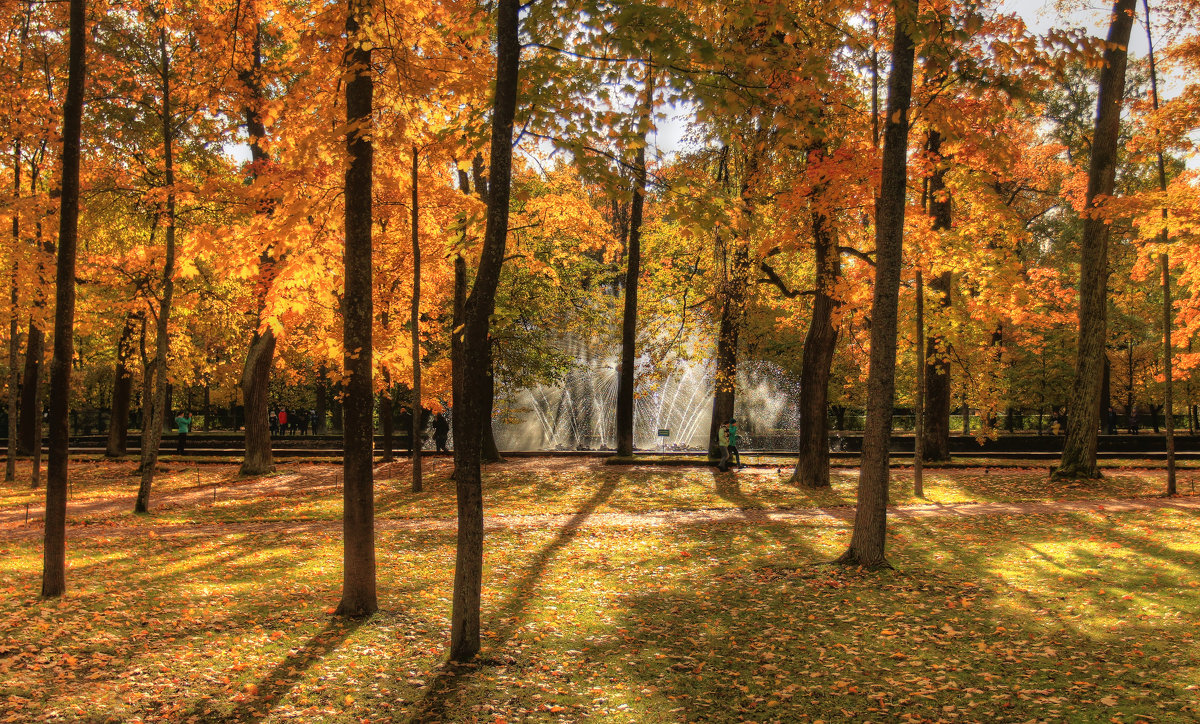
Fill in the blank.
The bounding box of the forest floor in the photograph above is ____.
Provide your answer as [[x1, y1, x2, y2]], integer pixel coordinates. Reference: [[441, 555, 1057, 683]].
[[0, 458, 1198, 722]]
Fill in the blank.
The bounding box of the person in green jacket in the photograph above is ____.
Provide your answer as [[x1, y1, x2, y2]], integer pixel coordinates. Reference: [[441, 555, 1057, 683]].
[[727, 417, 742, 470], [175, 411, 193, 455]]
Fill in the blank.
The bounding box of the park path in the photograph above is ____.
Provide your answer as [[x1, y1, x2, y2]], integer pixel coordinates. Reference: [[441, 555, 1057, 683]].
[[0, 489, 1196, 542]]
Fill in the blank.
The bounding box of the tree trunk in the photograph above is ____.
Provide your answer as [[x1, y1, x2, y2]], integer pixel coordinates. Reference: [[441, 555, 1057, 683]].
[[914, 270, 925, 497], [923, 271, 952, 460], [18, 323, 43, 456], [380, 374, 393, 462], [335, 0, 378, 619], [450, 0, 519, 662], [707, 284, 739, 458], [481, 359, 502, 462], [791, 166, 841, 488], [41, 0, 85, 598], [1141, 0, 1175, 493], [316, 367, 328, 434], [707, 147, 754, 460], [410, 144, 423, 490], [835, 0, 916, 570], [615, 63, 654, 458], [239, 327, 276, 474], [1057, 0, 1136, 480], [922, 130, 952, 461], [331, 383, 343, 433], [7, 131, 21, 482], [135, 27, 178, 515], [105, 314, 138, 457]]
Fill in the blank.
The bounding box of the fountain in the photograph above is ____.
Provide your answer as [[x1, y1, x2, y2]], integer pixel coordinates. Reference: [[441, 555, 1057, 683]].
[[492, 346, 805, 452]]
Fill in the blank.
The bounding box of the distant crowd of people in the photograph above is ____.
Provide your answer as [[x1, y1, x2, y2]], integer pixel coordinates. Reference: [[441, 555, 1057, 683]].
[[1049, 405, 1156, 435], [270, 408, 319, 436]]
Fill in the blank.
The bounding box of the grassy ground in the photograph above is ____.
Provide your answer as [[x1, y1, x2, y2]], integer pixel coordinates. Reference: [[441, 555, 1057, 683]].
[[0, 458, 1188, 528], [1, 504, 1197, 722]]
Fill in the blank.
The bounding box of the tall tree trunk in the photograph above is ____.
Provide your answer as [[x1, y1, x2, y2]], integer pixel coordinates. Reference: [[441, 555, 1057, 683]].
[[41, 0, 85, 598], [7, 131, 21, 482], [914, 270, 925, 497], [335, 0, 377, 618], [135, 27, 177, 514], [835, 0, 916, 569], [239, 23, 278, 476], [411, 144, 423, 491], [1057, 0, 1136, 479], [450, 0, 519, 662], [1142, 0, 1175, 494], [615, 63, 654, 458], [105, 313, 138, 457], [923, 271, 952, 460], [707, 273, 741, 458], [18, 323, 43, 456], [380, 372, 393, 461], [315, 367, 328, 434], [791, 160, 841, 488], [922, 130, 953, 461], [481, 359, 502, 461]]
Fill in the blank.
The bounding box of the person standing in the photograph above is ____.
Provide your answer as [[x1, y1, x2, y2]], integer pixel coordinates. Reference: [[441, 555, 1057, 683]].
[[1106, 406, 1117, 435], [278, 407, 288, 436], [269, 409, 279, 436], [1129, 408, 1139, 435], [432, 412, 450, 453], [728, 417, 742, 470], [175, 410, 193, 455], [717, 423, 730, 472]]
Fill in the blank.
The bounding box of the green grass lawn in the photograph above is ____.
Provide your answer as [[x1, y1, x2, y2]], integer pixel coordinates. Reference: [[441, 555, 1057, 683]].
[[0, 505, 1197, 722]]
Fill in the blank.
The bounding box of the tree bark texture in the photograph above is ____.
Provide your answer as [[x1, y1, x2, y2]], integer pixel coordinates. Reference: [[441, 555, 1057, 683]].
[[450, 0, 519, 662], [105, 313, 138, 457], [335, 0, 378, 618], [791, 147, 842, 488], [835, 0, 916, 570], [1057, 0, 1136, 479], [42, 0, 86, 598]]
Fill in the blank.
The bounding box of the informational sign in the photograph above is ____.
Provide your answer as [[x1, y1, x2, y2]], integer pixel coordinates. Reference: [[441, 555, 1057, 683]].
[[657, 428, 670, 437]]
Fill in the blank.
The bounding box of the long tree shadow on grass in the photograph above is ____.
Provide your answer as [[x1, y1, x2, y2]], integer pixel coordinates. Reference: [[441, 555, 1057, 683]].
[[405, 475, 620, 723], [203, 616, 366, 722]]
